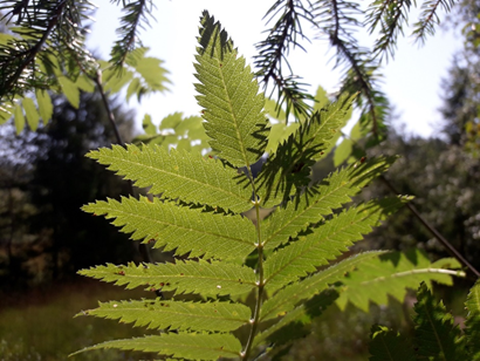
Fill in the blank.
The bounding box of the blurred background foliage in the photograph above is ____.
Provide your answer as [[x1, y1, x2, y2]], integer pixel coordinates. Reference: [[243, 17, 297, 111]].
[[0, 0, 479, 359], [0, 91, 138, 288]]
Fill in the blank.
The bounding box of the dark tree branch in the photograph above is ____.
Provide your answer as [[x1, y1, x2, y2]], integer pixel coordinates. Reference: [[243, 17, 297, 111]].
[[0, 0, 67, 99], [380, 175, 480, 279], [329, 0, 380, 137], [92, 68, 163, 297]]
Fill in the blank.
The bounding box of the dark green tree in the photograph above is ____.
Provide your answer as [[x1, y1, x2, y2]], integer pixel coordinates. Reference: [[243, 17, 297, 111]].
[[0, 91, 138, 284], [354, 126, 480, 270], [0, 123, 37, 284], [440, 0, 480, 153], [31, 91, 137, 279]]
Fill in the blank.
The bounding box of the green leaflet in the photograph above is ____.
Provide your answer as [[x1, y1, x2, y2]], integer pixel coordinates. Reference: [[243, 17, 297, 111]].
[[257, 95, 354, 206], [465, 281, 480, 359], [134, 113, 210, 153], [142, 113, 157, 135], [254, 288, 339, 348], [100, 47, 170, 101], [261, 156, 396, 251], [132, 56, 170, 94], [78, 260, 256, 297], [260, 251, 387, 321], [71, 333, 242, 360], [334, 137, 354, 166], [58, 76, 80, 108], [369, 325, 415, 361], [265, 121, 299, 154], [336, 250, 465, 312], [13, 102, 25, 135], [264, 197, 408, 292], [83, 196, 256, 260], [0, 101, 14, 126], [413, 283, 466, 360], [369, 281, 480, 360], [35, 89, 53, 123], [81, 299, 251, 332], [126, 77, 141, 100], [194, 11, 268, 168], [87, 144, 252, 214], [22, 97, 40, 131]]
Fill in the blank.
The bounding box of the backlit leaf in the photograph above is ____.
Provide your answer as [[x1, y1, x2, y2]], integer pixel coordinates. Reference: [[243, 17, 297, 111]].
[[83, 196, 256, 260], [22, 97, 40, 131], [79, 260, 256, 297], [36, 89, 53, 122], [336, 250, 464, 312], [194, 11, 268, 168], [13, 103, 25, 134], [58, 76, 80, 108], [87, 144, 253, 213], [82, 299, 251, 332], [72, 333, 242, 360]]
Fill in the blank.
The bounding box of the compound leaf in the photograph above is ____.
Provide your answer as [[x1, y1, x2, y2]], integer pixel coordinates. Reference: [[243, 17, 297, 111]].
[[257, 95, 355, 205], [254, 288, 339, 347], [261, 251, 386, 321]]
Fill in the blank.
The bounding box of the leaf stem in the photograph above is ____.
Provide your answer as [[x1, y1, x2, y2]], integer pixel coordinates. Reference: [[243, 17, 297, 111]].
[[242, 187, 265, 360], [93, 70, 124, 147], [380, 175, 480, 279], [92, 68, 160, 289]]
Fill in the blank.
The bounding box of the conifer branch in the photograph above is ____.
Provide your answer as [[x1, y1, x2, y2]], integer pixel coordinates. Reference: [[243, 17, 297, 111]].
[[94, 70, 123, 146], [313, 0, 387, 141], [110, 0, 155, 66], [0, 0, 96, 102], [333, 38, 380, 137], [0, 0, 66, 99], [255, 0, 316, 119], [368, 0, 413, 60], [91, 62, 157, 278], [413, 0, 455, 43]]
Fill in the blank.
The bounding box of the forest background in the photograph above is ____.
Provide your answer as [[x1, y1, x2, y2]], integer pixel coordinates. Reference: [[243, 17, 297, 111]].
[[0, 0, 479, 360]]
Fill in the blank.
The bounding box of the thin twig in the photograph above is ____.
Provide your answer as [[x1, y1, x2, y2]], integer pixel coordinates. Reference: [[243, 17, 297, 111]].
[[380, 175, 480, 278], [1, 0, 68, 98], [92, 70, 160, 281], [329, 0, 379, 137], [94, 70, 124, 146]]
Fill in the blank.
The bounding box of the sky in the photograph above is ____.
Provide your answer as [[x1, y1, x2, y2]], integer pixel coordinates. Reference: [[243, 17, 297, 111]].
[[87, 1, 462, 138]]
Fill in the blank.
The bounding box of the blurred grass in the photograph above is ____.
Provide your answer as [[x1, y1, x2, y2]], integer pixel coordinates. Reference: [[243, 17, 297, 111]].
[[0, 277, 156, 361], [281, 297, 412, 361], [0, 277, 468, 360]]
